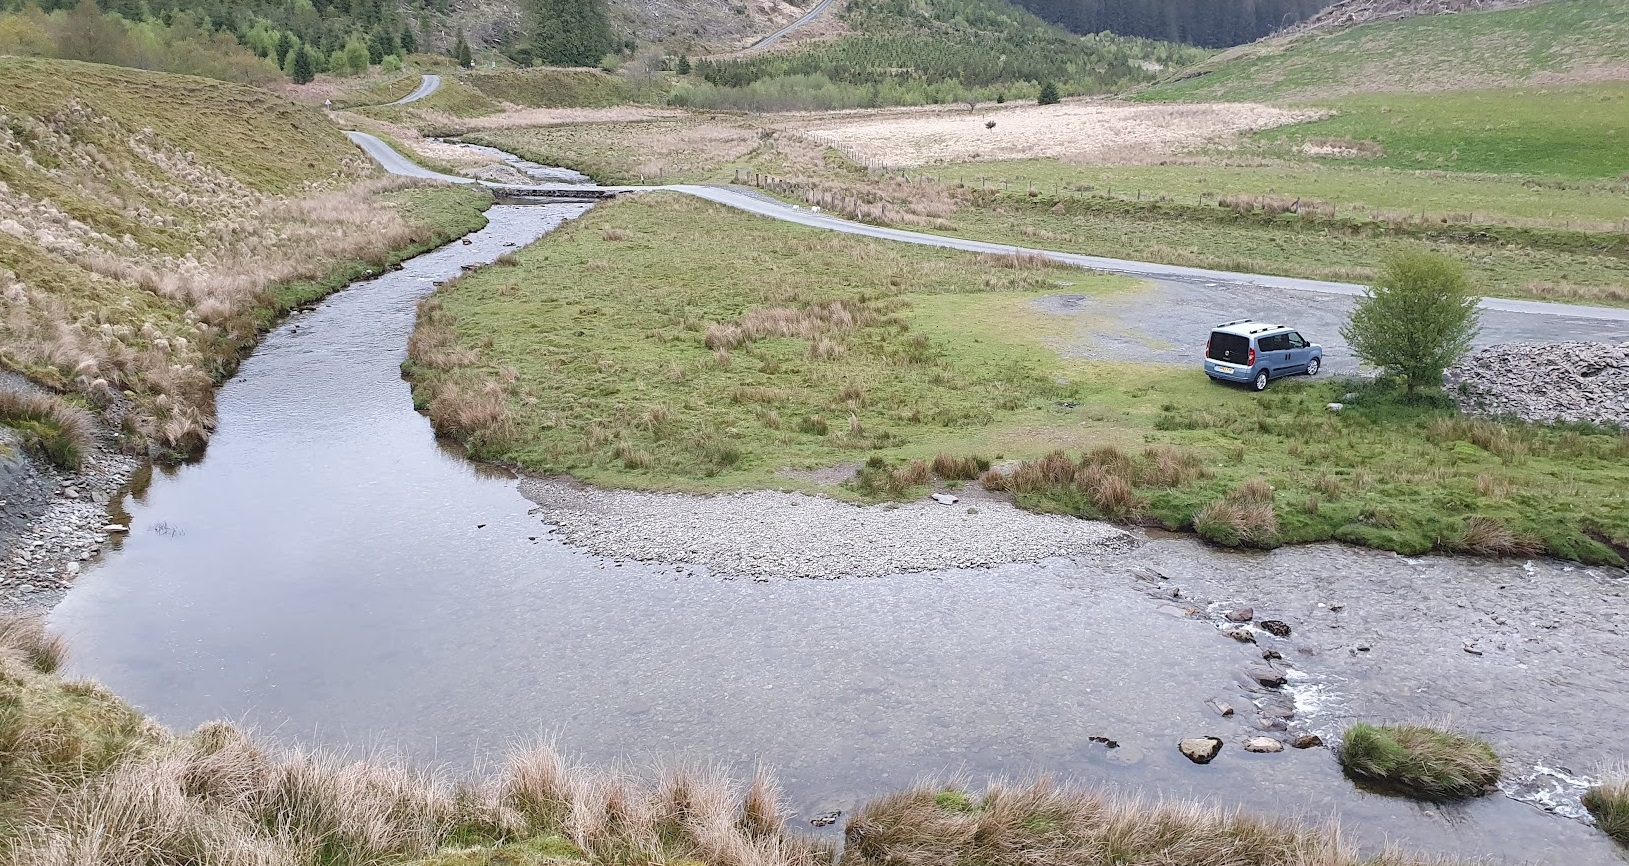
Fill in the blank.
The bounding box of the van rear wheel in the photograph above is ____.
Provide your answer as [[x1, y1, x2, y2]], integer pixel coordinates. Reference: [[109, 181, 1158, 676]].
[[1252, 369, 1269, 391]]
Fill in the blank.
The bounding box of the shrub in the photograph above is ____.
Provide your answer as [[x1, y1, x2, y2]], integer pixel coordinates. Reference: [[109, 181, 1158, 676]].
[[1583, 771, 1629, 846], [1341, 252, 1480, 394], [0, 386, 96, 470], [1037, 81, 1060, 105], [1338, 723, 1501, 800]]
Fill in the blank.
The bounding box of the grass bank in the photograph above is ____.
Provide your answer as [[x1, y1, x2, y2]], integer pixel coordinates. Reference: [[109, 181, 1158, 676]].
[[407, 194, 1629, 564], [0, 57, 490, 456], [1142, 0, 1629, 102], [0, 614, 1468, 866]]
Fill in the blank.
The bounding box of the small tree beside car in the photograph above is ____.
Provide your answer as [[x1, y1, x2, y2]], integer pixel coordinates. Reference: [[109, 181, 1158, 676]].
[[1341, 251, 1480, 395]]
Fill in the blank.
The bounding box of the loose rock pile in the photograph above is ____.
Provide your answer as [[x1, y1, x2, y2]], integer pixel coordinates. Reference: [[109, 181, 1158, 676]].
[[1446, 341, 1629, 427], [521, 478, 1134, 579], [0, 440, 138, 612]]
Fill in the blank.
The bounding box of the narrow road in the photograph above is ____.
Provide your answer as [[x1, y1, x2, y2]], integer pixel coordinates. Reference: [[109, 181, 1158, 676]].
[[345, 131, 1629, 327], [392, 74, 440, 105], [742, 0, 839, 53]]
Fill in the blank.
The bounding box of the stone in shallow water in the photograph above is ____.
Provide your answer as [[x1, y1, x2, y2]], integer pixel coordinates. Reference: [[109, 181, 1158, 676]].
[[1292, 734, 1325, 749], [1226, 606, 1254, 622], [1260, 620, 1292, 637], [1179, 737, 1222, 764], [1243, 736, 1284, 753]]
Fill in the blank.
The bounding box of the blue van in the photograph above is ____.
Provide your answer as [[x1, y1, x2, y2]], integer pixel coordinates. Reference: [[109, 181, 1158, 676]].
[[1205, 320, 1322, 391]]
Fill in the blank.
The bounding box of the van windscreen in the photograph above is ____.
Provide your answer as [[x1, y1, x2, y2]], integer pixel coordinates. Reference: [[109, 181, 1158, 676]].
[[1208, 331, 1250, 363]]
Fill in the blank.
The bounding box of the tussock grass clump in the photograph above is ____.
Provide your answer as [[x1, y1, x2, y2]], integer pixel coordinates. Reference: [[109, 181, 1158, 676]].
[[978, 468, 1008, 491], [931, 453, 989, 480], [0, 615, 68, 674], [1583, 768, 1629, 846], [1338, 723, 1501, 800], [844, 778, 1446, 866], [1194, 479, 1280, 548], [1003, 445, 1209, 522], [852, 456, 931, 497], [1446, 515, 1541, 558], [0, 386, 95, 470]]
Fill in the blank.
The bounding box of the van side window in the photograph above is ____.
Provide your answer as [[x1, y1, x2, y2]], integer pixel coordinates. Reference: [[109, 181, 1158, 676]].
[[1259, 334, 1289, 352], [1286, 332, 1306, 348]]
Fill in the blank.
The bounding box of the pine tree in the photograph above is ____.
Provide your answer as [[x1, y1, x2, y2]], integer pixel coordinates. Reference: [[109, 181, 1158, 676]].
[[400, 25, 417, 55], [291, 45, 315, 84], [1037, 81, 1060, 105], [454, 31, 472, 68], [274, 31, 292, 68], [526, 0, 614, 67], [676, 53, 691, 75]]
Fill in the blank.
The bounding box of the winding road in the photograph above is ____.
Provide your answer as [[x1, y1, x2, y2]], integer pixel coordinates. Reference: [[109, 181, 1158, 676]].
[[742, 0, 840, 53], [345, 131, 1629, 334], [391, 74, 440, 105]]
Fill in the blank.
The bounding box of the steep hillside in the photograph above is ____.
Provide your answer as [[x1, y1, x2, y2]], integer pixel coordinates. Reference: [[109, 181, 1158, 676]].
[[1147, 0, 1629, 100], [1014, 0, 1331, 47], [0, 58, 486, 454]]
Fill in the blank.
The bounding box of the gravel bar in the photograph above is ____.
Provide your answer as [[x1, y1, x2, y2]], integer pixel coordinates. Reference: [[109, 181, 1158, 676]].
[[520, 478, 1135, 578]]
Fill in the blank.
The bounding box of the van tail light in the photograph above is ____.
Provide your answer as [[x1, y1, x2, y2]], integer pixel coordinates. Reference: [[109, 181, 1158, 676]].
[[1205, 338, 1210, 357], [1248, 347, 1256, 365]]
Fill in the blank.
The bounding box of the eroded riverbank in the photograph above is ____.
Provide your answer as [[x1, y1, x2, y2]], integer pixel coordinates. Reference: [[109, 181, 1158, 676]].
[[30, 199, 1629, 863]]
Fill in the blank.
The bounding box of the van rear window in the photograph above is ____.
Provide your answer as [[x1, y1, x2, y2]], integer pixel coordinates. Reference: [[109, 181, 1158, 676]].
[[1208, 332, 1250, 363]]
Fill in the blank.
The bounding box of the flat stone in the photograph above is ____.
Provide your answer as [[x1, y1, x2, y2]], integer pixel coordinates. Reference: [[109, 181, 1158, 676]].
[[1246, 666, 1287, 687], [1222, 628, 1255, 643], [1243, 736, 1285, 753], [1292, 734, 1326, 749], [929, 493, 959, 505], [1178, 737, 1223, 764], [1226, 606, 1254, 622]]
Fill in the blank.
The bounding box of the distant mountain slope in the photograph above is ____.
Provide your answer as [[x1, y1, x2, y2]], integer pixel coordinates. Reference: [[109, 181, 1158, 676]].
[[1145, 0, 1629, 100], [1012, 0, 1331, 47]]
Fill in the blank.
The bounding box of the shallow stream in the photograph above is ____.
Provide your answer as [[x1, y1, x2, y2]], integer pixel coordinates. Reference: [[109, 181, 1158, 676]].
[[49, 193, 1629, 864]]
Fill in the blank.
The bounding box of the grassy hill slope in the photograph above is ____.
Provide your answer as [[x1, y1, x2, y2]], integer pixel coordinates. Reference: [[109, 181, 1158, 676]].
[[0, 58, 487, 455], [1146, 0, 1629, 101]]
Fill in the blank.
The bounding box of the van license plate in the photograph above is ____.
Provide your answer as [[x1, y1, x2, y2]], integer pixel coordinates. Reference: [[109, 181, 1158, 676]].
[[1215, 365, 1233, 373]]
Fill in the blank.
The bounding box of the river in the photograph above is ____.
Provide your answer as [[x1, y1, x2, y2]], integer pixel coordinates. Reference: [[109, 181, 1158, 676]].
[[47, 191, 1629, 864]]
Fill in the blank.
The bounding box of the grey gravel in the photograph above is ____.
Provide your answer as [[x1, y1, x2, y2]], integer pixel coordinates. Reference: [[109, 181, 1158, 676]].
[[520, 478, 1134, 578], [1448, 341, 1629, 426]]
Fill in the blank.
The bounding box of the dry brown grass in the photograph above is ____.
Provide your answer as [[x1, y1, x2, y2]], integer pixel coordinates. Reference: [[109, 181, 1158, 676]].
[[705, 301, 880, 353], [999, 445, 1211, 521], [0, 385, 95, 470], [844, 777, 1448, 866], [0, 615, 68, 674], [1193, 482, 1281, 549], [1445, 515, 1542, 558], [798, 101, 1325, 167], [931, 453, 988, 480]]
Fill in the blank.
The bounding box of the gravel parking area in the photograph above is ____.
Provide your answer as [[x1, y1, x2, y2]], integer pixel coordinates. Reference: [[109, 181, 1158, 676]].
[[520, 478, 1134, 578], [1032, 278, 1629, 376]]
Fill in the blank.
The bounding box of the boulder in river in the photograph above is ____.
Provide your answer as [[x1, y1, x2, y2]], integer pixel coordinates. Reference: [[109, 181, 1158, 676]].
[[1260, 620, 1292, 637], [1243, 736, 1285, 753], [1179, 737, 1223, 764], [1246, 666, 1287, 687], [1292, 734, 1326, 749], [1226, 607, 1254, 622]]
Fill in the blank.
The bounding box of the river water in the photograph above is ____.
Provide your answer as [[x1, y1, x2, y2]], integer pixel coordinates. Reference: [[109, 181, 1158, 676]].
[[49, 200, 1629, 865]]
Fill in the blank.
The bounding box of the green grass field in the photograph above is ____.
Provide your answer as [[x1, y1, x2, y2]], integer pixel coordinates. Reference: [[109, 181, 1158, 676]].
[[1143, 0, 1629, 102], [939, 158, 1629, 230], [1264, 84, 1629, 179], [410, 195, 1629, 563]]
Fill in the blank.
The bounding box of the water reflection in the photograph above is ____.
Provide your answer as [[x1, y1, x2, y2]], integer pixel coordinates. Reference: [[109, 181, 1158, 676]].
[[49, 204, 1627, 865]]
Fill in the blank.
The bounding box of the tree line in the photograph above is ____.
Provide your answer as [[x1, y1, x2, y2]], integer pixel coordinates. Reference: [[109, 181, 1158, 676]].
[[0, 0, 433, 84], [1010, 0, 1333, 47], [681, 0, 1205, 111]]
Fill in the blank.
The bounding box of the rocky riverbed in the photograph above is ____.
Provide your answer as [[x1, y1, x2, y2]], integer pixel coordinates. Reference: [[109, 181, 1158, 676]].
[[1447, 341, 1629, 426], [0, 431, 138, 614], [520, 477, 1135, 578]]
